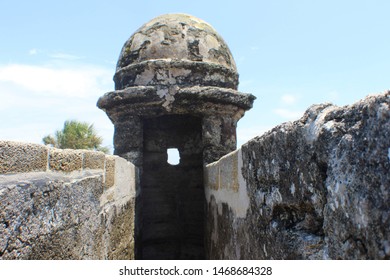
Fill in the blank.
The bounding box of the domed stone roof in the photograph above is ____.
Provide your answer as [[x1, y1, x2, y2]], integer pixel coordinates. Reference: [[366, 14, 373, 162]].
[[98, 13, 255, 121], [114, 14, 239, 90]]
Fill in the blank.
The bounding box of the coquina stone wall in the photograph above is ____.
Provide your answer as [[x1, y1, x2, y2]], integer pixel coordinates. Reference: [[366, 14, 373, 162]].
[[0, 141, 137, 259], [1, 91, 389, 260], [205, 91, 390, 259]]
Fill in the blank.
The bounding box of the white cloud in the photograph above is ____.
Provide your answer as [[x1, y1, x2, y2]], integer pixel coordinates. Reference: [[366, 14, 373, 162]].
[[0, 62, 115, 151], [49, 52, 85, 60], [272, 94, 305, 121], [0, 63, 112, 98], [29, 49, 38, 55], [281, 94, 299, 105], [274, 108, 304, 120]]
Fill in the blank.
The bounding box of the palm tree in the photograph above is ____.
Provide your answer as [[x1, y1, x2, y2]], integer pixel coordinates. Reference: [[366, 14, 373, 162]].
[[43, 120, 109, 153]]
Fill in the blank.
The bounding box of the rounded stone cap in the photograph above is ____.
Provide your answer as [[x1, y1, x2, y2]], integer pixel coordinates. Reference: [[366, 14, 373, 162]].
[[114, 14, 239, 90]]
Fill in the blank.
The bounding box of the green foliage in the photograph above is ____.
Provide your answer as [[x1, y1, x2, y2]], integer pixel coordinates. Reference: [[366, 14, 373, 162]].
[[43, 120, 109, 153]]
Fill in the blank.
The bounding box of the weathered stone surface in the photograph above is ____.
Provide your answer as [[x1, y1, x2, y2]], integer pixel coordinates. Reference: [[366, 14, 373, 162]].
[[0, 160, 137, 260], [0, 141, 138, 260], [0, 171, 103, 259], [115, 14, 238, 90], [97, 86, 255, 119], [117, 14, 236, 70], [320, 92, 390, 259], [97, 14, 255, 175], [205, 91, 390, 259], [100, 156, 136, 259], [97, 13, 254, 260], [104, 155, 116, 189], [115, 60, 239, 91], [99, 198, 135, 259], [0, 141, 48, 174], [101, 155, 137, 201], [83, 150, 105, 170], [49, 148, 83, 172]]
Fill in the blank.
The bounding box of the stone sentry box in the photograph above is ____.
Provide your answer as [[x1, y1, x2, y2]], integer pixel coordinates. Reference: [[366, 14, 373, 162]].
[[98, 14, 255, 259]]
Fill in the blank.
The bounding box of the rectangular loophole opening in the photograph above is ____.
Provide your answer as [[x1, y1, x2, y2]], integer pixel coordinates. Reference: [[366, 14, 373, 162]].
[[167, 148, 180, 165]]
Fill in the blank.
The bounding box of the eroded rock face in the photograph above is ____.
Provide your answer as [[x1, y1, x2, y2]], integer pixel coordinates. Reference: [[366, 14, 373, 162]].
[[205, 91, 390, 259]]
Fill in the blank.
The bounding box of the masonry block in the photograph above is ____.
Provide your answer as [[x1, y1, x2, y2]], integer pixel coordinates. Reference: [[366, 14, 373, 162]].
[[205, 150, 240, 192], [83, 150, 105, 170], [0, 141, 48, 174], [104, 155, 116, 189], [204, 161, 219, 190], [49, 148, 83, 172], [218, 150, 239, 192]]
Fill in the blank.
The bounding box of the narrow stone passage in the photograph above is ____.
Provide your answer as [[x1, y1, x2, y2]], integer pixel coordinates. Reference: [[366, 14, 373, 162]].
[[137, 115, 204, 259]]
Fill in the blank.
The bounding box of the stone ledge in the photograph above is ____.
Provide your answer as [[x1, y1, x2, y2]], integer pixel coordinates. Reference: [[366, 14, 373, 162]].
[[114, 59, 239, 90], [98, 85, 255, 111]]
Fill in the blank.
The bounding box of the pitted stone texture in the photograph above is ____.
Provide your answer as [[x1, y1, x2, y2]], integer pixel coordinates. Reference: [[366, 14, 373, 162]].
[[49, 148, 83, 172], [205, 90, 390, 260], [320, 92, 390, 259], [115, 60, 239, 91], [117, 14, 236, 72], [114, 14, 238, 90], [101, 155, 136, 195], [105, 156, 116, 189], [98, 86, 255, 123], [83, 150, 105, 170], [98, 14, 255, 171], [0, 141, 48, 174], [0, 160, 137, 260], [98, 86, 254, 167], [0, 171, 103, 259]]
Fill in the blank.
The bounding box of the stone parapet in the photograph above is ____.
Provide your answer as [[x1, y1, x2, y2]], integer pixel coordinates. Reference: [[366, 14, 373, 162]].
[[0, 141, 137, 260], [0, 141, 48, 174], [205, 90, 390, 260], [0, 141, 129, 188], [49, 148, 83, 172]]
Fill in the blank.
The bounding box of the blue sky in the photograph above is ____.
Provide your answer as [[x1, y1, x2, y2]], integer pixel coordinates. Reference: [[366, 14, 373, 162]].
[[1, 0, 389, 152]]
